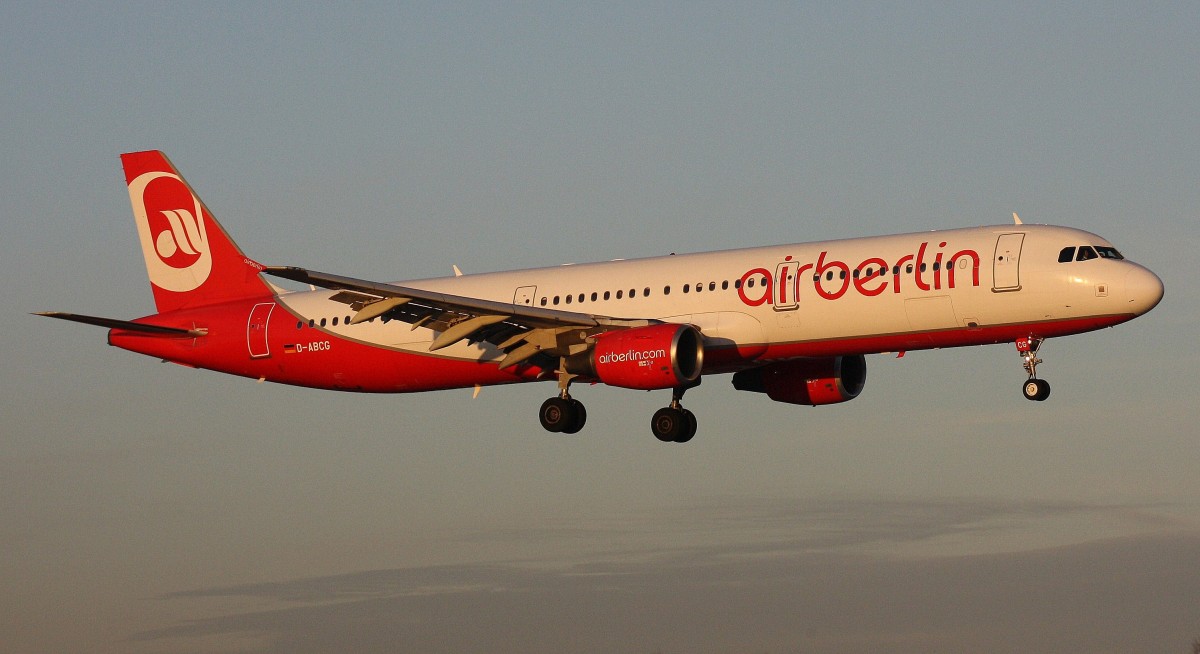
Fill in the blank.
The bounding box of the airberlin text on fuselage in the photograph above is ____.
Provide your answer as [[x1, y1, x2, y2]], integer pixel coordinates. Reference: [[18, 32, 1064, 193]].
[[737, 241, 981, 307]]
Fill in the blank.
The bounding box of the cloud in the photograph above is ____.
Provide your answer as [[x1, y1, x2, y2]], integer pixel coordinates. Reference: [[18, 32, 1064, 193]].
[[131, 498, 1200, 654]]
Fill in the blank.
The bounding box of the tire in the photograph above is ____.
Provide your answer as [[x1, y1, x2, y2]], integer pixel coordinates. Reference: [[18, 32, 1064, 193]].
[[539, 397, 574, 432], [674, 409, 698, 443], [1034, 379, 1051, 401], [1022, 379, 1051, 402], [651, 407, 683, 442], [562, 399, 587, 434], [1022, 379, 1041, 401]]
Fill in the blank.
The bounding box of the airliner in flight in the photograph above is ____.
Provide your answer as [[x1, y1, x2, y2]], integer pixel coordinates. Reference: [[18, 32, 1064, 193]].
[[39, 151, 1164, 442]]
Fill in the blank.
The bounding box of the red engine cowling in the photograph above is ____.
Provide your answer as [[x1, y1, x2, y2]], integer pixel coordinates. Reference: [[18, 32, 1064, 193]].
[[570, 324, 704, 390], [732, 355, 866, 405]]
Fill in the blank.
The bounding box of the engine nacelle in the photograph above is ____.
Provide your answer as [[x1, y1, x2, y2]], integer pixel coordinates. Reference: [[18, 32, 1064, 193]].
[[732, 355, 867, 406], [568, 324, 704, 390]]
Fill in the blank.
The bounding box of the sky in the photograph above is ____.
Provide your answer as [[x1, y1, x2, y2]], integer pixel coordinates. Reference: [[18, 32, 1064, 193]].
[[2, 2, 1198, 652]]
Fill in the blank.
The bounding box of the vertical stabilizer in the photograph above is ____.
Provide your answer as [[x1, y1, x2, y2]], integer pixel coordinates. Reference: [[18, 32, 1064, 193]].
[[121, 151, 272, 312]]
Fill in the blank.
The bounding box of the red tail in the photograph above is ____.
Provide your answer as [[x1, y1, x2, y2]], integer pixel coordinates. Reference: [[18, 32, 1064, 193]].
[[121, 151, 272, 312]]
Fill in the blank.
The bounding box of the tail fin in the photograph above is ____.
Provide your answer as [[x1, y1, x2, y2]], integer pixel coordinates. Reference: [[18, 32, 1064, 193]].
[[121, 150, 273, 312]]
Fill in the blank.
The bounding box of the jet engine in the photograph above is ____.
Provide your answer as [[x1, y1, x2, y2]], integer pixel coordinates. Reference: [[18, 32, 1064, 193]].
[[567, 323, 704, 390], [732, 355, 866, 405]]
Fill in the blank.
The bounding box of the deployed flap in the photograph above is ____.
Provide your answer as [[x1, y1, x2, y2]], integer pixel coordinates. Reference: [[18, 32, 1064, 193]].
[[265, 266, 655, 331], [264, 265, 656, 364]]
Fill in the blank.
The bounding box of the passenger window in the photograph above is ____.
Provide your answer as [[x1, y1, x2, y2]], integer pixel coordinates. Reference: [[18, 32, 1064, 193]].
[[553, 296, 560, 305], [664, 286, 671, 295], [747, 278, 755, 288], [616, 290, 623, 299], [733, 279, 740, 289], [540, 297, 547, 306], [603, 291, 610, 300], [591, 292, 597, 302], [565, 295, 572, 304], [1076, 246, 1098, 261], [643, 287, 650, 297], [1058, 246, 1076, 263], [709, 282, 716, 291], [319, 318, 326, 327], [308, 319, 315, 327]]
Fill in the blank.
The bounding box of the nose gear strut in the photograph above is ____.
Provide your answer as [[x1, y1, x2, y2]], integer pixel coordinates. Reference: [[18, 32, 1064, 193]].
[[1016, 336, 1051, 401]]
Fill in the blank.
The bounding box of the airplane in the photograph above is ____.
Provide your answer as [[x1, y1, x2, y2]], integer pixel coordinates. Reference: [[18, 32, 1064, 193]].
[[37, 150, 1165, 443]]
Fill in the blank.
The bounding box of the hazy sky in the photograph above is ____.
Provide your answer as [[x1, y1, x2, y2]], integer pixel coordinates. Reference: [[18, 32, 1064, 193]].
[[3, 3, 1198, 652]]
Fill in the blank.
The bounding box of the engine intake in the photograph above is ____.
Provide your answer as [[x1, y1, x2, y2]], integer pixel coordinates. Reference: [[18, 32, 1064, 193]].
[[732, 355, 867, 405], [568, 323, 704, 390]]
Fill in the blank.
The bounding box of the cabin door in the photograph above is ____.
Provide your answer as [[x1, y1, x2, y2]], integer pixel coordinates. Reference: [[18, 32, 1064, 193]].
[[247, 302, 275, 359], [992, 233, 1025, 292]]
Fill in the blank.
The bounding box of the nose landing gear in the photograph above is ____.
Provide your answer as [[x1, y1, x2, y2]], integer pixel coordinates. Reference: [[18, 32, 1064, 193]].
[[1016, 336, 1051, 401]]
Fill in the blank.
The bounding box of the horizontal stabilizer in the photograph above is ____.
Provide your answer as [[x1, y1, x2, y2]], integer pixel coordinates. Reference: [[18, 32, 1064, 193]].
[[33, 312, 206, 337]]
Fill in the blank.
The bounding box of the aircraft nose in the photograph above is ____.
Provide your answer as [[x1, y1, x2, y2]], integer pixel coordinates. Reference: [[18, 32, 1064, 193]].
[[1124, 265, 1164, 315]]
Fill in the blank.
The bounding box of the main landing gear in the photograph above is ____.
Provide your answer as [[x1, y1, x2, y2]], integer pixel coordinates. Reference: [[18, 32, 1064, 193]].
[[539, 372, 587, 434], [539, 395, 587, 433], [1016, 336, 1051, 402], [539, 372, 699, 443], [650, 386, 698, 443]]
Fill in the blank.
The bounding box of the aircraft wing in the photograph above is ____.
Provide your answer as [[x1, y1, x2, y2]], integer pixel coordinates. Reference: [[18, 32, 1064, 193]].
[[265, 266, 655, 369]]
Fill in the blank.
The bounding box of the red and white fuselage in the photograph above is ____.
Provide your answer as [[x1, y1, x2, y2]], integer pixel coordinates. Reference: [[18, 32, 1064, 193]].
[[40, 151, 1164, 441]]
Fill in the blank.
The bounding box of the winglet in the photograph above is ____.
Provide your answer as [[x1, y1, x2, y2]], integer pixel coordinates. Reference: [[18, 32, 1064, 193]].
[[1013, 212, 1023, 225]]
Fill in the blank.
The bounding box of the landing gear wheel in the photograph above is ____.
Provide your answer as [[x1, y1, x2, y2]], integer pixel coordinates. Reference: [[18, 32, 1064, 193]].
[[562, 399, 587, 434], [540, 397, 574, 433], [1022, 378, 1050, 402], [650, 407, 698, 443], [675, 409, 698, 443], [651, 407, 684, 442]]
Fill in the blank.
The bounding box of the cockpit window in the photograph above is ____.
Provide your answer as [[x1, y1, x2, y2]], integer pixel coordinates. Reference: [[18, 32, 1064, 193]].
[[1058, 246, 1076, 263], [1076, 246, 1099, 261], [1095, 246, 1124, 260]]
